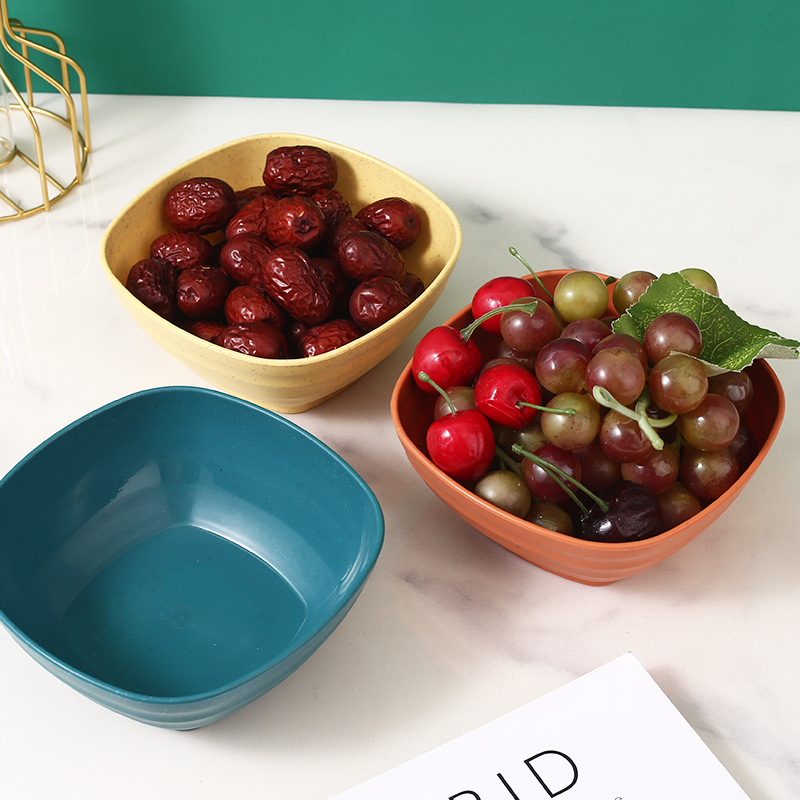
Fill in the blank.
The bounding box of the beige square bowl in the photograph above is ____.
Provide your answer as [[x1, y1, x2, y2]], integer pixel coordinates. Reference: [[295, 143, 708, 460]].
[[100, 133, 462, 413]]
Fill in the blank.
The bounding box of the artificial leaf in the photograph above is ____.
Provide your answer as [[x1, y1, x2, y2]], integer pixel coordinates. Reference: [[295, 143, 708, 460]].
[[612, 272, 800, 373]]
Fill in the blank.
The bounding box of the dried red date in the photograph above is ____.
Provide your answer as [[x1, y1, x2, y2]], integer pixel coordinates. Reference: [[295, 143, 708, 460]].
[[219, 233, 273, 286], [164, 177, 237, 234], [215, 322, 287, 359], [224, 285, 286, 329], [311, 187, 352, 223], [225, 193, 279, 239], [402, 271, 425, 301], [338, 229, 406, 283], [286, 317, 311, 357], [176, 266, 231, 319], [356, 196, 421, 250], [349, 276, 411, 331], [188, 319, 226, 341], [262, 145, 337, 195], [322, 214, 366, 260], [126, 258, 178, 319], [234, 185, 274, 209], [311, 257, 352, 316], [150, 232, 215, 270], [266, 195, 326, 251], [298, 319, 363, 357], [259, 245, 334, 326]]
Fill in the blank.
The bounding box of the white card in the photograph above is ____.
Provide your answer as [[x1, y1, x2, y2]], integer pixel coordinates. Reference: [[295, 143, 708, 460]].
[[330, 653, 749, 799]]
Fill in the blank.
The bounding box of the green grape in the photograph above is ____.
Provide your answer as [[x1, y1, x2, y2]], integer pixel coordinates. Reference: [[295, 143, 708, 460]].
[[612, 270, 657, 314], [679, 268, 719, 296], [553, 271, 609, 323], [474, 470, 532, 517], [525, 500, 575, 535], [540, 392, 601, 451]]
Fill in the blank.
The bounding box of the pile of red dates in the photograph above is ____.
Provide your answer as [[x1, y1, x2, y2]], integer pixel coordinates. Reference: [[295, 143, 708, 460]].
[[126, 144, 425, 358]]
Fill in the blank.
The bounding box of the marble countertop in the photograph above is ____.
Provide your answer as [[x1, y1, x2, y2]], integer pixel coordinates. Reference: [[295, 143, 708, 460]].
[[1, 95, 799, 799]]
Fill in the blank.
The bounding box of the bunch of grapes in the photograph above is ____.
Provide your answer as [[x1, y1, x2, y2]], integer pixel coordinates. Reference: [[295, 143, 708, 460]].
[[420, 265, 759, 543]]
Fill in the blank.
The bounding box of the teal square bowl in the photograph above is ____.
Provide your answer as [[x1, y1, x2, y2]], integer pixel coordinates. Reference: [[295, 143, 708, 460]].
[[0, 387, 383, 729]]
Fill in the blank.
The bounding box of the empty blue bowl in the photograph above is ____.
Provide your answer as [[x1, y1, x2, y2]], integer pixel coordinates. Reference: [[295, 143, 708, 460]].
[[0, 386, 384, 729]]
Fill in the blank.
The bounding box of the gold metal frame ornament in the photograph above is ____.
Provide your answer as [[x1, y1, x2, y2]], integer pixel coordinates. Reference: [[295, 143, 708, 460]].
[[0, 0, 91, 221]]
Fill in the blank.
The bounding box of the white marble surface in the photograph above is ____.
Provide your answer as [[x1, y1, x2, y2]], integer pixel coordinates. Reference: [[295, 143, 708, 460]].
[[1, 95, 799, 799]]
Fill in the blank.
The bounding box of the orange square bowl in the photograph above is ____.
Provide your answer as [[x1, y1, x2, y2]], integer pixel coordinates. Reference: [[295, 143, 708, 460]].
[[390, 270, 786, 585]]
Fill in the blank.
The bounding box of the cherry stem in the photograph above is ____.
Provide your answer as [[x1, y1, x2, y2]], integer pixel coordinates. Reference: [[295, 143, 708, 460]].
[[511, 444, 610, 515], [417, 371, 456, 415], [517, 401, 576, 415], [495, 446, 523, 475], [508, 246, 554, 301], [460, 299, 539, 342], [590, 385, 673, 451]]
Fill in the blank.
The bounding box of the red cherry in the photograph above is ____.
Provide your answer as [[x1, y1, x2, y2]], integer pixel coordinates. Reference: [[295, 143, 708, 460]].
[[471, 276, 535, 335], [426, 409, 495, 483], [412, 326, 483, 393], [473, 362, 543, 430]]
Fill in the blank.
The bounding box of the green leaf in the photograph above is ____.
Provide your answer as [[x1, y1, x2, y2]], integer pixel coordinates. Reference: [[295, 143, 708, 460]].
[[612, 272, 800, 373]]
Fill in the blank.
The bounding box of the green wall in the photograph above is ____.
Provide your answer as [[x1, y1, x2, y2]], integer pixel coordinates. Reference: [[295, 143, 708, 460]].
[[7, 0, 800, 110]]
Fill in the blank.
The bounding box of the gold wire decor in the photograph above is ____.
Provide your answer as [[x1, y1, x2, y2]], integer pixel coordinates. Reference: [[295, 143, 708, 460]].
[[0, 0, 90, 221]]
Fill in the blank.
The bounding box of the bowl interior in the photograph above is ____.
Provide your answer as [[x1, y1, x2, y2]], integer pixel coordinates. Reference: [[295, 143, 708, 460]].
[[0, 387, 383, 698]]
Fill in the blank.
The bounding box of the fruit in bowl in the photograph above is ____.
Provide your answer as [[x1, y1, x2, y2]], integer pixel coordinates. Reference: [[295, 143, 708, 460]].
[[100, 134, 462, 413], [392, 263, 793, 585]]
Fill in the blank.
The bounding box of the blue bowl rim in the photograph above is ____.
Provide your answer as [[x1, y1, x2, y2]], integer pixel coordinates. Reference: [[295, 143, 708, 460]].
[[0, 385, 385, 706]]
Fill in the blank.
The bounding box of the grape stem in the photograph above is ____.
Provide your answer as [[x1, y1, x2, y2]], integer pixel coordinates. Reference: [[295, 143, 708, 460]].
[[508, 246, 555, 301], [590, 385, 676, 451], [511, 443, 610, 516], [634, 388, 676, 428], [460, 299, 539, 341]]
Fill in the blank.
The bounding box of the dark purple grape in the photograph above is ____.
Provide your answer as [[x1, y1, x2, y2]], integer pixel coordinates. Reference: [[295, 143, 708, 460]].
[[599, 409, 654, 463], [620, 443, 680, 495], [657, 482, 703, 530], [579, 480, 663, 542], [574, 439, 622, 492], [500, 297, 560, 355], [593, 333, 648, 371], [708, 370, 754, 415], [561, 317, 612, 352], [681, 446, 740, 499], [520, 443, 581, 503], [728, 423, 759, 472]]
